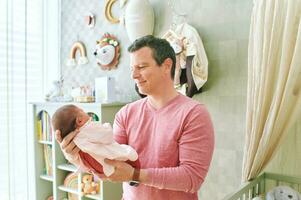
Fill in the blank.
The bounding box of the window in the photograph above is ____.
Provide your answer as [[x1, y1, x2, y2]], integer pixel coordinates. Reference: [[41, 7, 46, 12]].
[[0, 0, 44, 199]]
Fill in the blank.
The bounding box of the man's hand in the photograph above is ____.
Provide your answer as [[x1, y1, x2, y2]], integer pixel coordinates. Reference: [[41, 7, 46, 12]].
[[55, 129, 80, 158], [104, 159, 134, 182]]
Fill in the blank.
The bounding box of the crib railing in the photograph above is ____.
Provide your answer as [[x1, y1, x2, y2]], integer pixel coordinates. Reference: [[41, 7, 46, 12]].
[[222, 172, 301, 200]]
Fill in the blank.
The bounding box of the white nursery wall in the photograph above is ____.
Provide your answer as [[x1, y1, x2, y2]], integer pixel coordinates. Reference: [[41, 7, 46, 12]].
[[60, 0, 253, 199]]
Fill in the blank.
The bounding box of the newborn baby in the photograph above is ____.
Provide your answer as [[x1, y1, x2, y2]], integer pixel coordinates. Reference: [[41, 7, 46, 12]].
[[52, 104, 139, 176]]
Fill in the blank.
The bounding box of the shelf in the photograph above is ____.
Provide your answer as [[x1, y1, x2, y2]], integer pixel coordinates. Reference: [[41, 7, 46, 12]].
[[57, 163, 77, 172], [38, 140, 53, 145], [40, 174, 53, 182], [58, 186, 102, 200], [85, 193, 102, 200], [58, 185, 79, 195], [33, 102, 124, 200]]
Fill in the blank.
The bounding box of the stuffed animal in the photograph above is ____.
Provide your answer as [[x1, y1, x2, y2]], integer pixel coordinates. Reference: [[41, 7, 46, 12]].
[[45, 79, 63, 102], [45, 78, 73, 102], [81, 174, 99, 196], [266, 186, 301, 200]]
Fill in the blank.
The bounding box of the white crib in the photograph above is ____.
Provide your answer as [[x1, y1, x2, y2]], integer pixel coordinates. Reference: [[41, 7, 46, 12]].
[[223, 172, 301, 200]]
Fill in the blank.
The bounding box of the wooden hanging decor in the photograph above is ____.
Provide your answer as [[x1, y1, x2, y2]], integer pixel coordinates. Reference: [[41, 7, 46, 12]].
[[104, 0, 120, 24]]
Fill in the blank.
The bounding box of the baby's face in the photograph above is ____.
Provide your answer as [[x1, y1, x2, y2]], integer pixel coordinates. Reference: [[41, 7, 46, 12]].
[[76, 108, 90, 127]]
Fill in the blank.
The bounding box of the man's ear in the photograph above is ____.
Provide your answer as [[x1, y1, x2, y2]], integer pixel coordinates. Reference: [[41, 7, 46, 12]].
[[163, 58, 173, 74]]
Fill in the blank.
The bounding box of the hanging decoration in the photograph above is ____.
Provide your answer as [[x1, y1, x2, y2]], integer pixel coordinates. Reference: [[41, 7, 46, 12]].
[[162, 26, 208, 97], [66, 41, 89, 67], [104, 0, 154, 42], [104, 0, 120, 24], [122, 0, 154, 42], [84, 12, 95, 28], [94, 33, 120, 70]]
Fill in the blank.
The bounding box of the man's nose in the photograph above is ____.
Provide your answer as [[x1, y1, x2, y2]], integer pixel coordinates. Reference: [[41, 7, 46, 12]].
[[131, 68, 140, 79]]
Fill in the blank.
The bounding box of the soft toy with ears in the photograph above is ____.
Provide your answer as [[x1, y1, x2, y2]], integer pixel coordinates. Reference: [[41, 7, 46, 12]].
[[81, 174, 99, 196], [266, 186, 301, 200]]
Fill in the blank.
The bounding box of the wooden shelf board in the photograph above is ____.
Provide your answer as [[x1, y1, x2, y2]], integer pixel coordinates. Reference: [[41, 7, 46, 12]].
[[58, 185, 79, 195], [40, 174, 53, 182], [85, 193, 102, 200], [38, 140, 53, 145], [57, 163, 77, 172]]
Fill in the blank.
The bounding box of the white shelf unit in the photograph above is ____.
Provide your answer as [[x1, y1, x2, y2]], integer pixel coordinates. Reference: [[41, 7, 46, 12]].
[[31, 102, 125, 200]]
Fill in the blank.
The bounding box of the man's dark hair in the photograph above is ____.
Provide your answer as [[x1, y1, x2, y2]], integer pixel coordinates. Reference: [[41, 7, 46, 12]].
[[52, 104, 78, 139], [128, 35, 176, 79]]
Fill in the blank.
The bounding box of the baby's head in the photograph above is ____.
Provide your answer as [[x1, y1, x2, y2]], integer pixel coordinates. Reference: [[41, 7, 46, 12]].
[[52, 104, 90, 139]]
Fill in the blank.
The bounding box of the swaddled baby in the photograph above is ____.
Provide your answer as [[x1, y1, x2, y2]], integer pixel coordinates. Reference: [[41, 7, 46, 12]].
[[52, 104, 139, 176]]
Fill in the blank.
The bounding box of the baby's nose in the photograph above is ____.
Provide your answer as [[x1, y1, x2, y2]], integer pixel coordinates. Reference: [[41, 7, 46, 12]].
[[288, 194, 293, 199]]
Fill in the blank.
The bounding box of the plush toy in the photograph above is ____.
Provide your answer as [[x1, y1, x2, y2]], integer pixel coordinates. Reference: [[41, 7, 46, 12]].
[[81, 174, 99, 196], [266, 186, 301, 200], [45, 78, 73, 102], [45, 79, 63, 102]]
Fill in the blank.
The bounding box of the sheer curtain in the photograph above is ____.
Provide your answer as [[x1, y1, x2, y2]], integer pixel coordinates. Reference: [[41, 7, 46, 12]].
[[0, 0, 44, 199], [242, 0, 301, 181]]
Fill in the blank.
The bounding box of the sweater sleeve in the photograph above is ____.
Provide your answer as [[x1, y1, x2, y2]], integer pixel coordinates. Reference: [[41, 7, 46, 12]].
[[144, 105, 214, 193], [113, 105, 128, 145]]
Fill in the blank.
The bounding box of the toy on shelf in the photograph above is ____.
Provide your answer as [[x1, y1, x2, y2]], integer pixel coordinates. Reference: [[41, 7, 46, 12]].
[[71, 85, 95, 103], [63, 172, 78, 200], [45, 79, 63, 102], [46, 196, 53, 200], [45, 78, 73, 102], [81, 174, 99, 196], [87, 112, 100, 121]]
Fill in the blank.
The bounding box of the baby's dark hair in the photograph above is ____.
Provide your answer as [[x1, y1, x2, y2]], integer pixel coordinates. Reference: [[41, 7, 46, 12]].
[[52, 104, 78, 139]]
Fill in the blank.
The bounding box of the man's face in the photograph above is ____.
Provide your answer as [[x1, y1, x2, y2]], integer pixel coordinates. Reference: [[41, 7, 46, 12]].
[[130, 47, 168, 96]]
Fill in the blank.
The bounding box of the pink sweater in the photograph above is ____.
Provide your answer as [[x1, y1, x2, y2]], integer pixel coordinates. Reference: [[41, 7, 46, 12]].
[[114, 94, 214, 200]]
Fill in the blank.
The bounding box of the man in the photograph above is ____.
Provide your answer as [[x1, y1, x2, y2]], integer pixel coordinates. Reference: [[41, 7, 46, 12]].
[[56, 35, 214, 200]]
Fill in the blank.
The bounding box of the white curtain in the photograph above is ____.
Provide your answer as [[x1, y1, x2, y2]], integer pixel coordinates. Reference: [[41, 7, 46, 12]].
[[242, 0, 301, 181], [0, 0, 44, 199]]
